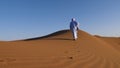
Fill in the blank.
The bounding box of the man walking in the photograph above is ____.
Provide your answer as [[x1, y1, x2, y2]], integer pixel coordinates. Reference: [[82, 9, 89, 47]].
[[70, 18, 79, 40]]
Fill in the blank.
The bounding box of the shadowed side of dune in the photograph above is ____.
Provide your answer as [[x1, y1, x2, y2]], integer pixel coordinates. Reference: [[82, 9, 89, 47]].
[[22, 29, 70, 41]]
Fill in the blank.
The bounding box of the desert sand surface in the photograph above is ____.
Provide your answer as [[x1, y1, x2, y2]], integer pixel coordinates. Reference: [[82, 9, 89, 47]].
[[0, 30, 120, 68]]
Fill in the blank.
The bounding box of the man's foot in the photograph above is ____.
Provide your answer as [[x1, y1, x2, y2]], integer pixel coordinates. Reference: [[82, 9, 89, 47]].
[[73, 39, 77, 41]]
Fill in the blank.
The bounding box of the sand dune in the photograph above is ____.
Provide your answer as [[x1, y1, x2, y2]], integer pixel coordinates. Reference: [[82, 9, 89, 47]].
[[0, 29, 120, 68], [96, 36, 120, 52]]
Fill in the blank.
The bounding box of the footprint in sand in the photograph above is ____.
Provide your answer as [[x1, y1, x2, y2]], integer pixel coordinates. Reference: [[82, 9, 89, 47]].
[[68, 57, 73, 59], [0, 58, 16, 64], [64, 51, 69, 54], [118, 43, 120, 45], [0, 59, 4, 62], [5, 58, 16, 62]]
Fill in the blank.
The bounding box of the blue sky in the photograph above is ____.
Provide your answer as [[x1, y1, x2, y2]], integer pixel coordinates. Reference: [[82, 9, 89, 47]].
[[0, 0, 120, 41]]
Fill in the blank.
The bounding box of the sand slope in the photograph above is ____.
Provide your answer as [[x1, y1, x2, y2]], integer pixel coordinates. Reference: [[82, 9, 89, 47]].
[[96, 36, 120, 52], [0, 30, 120, 68]]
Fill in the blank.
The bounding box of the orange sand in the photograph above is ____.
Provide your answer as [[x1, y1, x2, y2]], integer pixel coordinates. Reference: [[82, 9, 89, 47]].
[[0, 30, 120, 68]]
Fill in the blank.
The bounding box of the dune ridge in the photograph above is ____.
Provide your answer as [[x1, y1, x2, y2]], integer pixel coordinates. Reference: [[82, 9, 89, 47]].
[[0, 29, 120, 68]]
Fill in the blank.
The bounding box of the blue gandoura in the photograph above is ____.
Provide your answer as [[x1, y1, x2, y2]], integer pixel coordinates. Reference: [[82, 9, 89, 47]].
[[70, 18, 79, 40]]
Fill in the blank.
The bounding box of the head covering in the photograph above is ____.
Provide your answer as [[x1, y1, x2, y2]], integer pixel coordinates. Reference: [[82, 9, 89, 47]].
[[71, 18, 76, 21]]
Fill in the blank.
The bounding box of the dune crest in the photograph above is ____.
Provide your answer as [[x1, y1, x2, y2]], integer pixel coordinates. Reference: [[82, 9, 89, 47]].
[[0, 29, 120, 68]]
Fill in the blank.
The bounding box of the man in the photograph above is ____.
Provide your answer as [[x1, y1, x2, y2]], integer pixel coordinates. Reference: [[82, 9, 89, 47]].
[[70, 18, 79, 40]]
